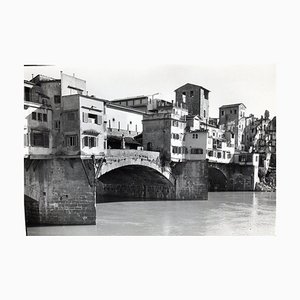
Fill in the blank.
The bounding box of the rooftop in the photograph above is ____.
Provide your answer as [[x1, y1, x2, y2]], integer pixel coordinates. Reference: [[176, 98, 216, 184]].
[[106, 102, 145, 114], [30, 74, 60, 84], [111, 95, 149, 102], [174, 83, 210, 92], [219, 103, 246, 109]]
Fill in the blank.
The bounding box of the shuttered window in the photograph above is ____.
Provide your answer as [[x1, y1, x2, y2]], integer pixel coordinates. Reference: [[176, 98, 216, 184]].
[[82, 136, 97, 148], [66, 135, 78, 147]]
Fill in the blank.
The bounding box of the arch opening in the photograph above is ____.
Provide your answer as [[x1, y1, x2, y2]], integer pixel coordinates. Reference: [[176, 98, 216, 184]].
[[208, 167, 228, 191], [97, 165, 175, 203]]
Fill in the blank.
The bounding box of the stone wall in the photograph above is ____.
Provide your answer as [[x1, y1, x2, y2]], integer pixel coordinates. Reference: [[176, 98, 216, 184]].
[[172, 160, 208, 200], [24, 158, 96, 225]]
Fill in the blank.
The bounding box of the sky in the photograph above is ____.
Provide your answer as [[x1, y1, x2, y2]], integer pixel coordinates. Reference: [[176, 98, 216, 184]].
[[24, 64, 276, 119]]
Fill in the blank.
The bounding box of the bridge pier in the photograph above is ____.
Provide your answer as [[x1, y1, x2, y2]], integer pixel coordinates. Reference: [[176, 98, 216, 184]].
[[24, 158, 96, 226], [172, 160, 208, 200]]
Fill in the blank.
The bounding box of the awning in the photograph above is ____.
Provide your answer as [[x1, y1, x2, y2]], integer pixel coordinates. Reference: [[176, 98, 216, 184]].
[[82, 129, 100, 136]]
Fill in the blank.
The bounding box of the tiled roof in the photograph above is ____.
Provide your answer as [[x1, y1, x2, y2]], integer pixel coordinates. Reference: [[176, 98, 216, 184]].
[[219, 103, 246, 109]]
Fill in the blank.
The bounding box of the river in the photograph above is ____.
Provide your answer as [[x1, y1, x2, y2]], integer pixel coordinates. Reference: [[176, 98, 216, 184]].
[[26, 192, 276, 236]]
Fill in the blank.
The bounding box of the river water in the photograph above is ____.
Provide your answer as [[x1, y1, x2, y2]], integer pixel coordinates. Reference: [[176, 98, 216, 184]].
[[26, 192, 276, 236]]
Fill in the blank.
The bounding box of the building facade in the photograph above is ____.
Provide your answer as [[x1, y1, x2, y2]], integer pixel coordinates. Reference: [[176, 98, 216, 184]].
[[24, 72, 108, 159], [175, 83, 210, 123], [142, 103, 188, 162], [219, 103, 247, 151], [106, 103, 143, 149]]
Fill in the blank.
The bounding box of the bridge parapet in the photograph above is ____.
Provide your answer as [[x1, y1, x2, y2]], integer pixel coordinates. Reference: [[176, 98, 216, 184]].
[[98, 149, 174, 181], [105, 149, 160, 161]]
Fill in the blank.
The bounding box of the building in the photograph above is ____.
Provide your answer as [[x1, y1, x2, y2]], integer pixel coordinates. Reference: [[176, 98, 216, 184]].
[[219, 103, 247, 151], [24, 80, 53, 158], [142, 102, 188, 162], [185, 129, 235, 163], [175, 83, 210, 123], [24, 72, 108, 158], [105, 103, 144, 149], [60, 94, 107, 157], [267, 116, 276, 154], [110, 95, 170, 113]]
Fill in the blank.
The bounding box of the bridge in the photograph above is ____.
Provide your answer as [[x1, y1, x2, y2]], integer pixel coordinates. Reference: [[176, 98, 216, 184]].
[[24, 150, 259, 226], [24, 149, 207, 226]]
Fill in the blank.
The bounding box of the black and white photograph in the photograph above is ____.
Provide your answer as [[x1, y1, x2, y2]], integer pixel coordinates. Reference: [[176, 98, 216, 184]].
[[23, 64, 276, 236], [1, 0, 299, 299]]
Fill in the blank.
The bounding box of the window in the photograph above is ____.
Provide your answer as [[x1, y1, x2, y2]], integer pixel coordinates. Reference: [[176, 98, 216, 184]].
[[234, 109, 237, 114], [223, 151, 226, 159], [221, 110, 224, 116], [182, 92, 186, 103], [204, 90, 209, 99], [43, 113, 47, 122], [217, 152, 222, 158], [54, 95, 61, 104], [31, 131, 49, 148], [172, 120, 179, 127], [25, 87, 31, 101], [129, 121, 132, 124], [54, 120, 60, 130], [231, 133, 234, 138], [204, 110, 206, 118], [172, 146, 178, 154], [239, 155, 246, 162], [38, 113, 42, 121], [82, 112, 102, 124], [227, 153, 232, 159], [66, 135, 78, 147], [32, 112, 36, 120], [208, 150, 213, 157], [172, 133, 180, 139], [192, 133, 198, 139], [190, 91, 194, 97], [230, 110, 232, 114], [87, 113, 97, 124], [83, 136, 97, 148], [191, 148, 203, 154]]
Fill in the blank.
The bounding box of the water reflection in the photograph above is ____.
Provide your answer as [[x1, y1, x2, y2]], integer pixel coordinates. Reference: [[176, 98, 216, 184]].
[[27, 192, 276, 236]]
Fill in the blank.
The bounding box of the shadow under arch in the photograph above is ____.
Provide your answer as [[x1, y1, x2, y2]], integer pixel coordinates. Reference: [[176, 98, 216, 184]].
[[97, 164, 175, 203], [208, 167, 228, 191]]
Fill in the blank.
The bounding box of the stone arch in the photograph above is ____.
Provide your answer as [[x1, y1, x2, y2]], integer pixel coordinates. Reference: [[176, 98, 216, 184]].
[[208, 166, 228, 191], [98, 154, 174, 185], [96, 164, 175, 202]]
